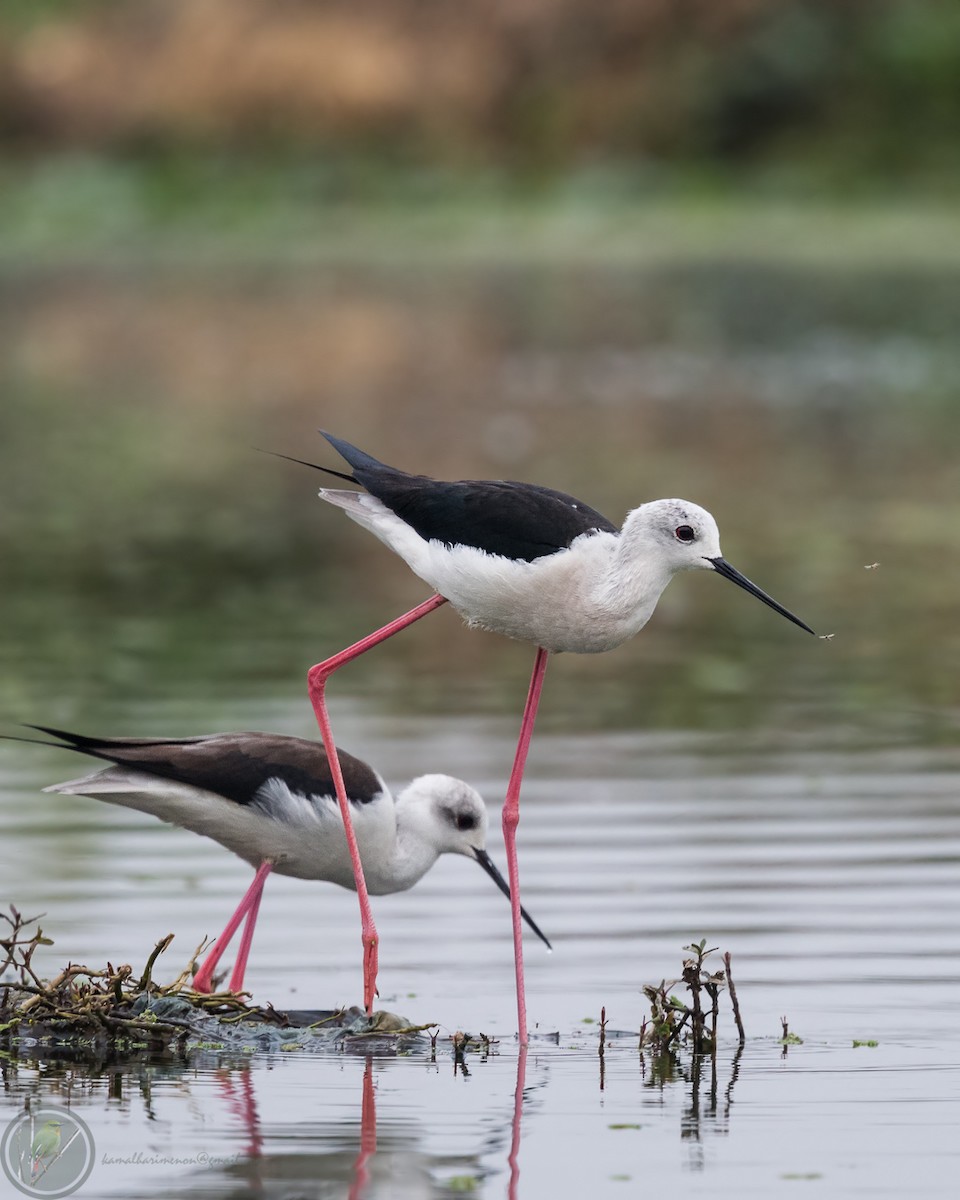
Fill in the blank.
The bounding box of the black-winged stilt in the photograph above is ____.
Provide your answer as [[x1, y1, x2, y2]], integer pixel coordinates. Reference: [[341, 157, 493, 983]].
[[297, 432, 815, 1041], [20, 725, 550, 995]]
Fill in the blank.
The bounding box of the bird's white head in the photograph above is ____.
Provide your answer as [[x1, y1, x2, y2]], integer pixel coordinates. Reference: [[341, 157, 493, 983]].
[[397, 774, 552, 947], [623, 499, 722, 574], [400, 773, 490, 858], [622, 498, 815, 635]]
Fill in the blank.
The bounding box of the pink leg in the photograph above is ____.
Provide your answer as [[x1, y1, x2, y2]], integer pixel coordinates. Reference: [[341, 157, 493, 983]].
[[228, 867, 269, 993], [307, 593, 448, 1014], [503, 647, 549, 1045], [193, 861, 273, 993]]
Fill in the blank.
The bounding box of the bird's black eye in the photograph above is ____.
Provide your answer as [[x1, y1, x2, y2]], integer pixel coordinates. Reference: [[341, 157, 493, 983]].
[[455, 812, 476, 831], [675, 525, 695, 543]]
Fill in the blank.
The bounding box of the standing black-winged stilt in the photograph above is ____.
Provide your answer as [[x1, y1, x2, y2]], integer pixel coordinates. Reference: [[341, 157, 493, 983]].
[[296, 432, 815, 1042], [18, 725, 550, 995]]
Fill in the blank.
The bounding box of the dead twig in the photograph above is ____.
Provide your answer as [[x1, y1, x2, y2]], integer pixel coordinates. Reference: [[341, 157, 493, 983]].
[[137, 933, 174, 991], [724, 952, 745, 1045], [599, 1005, 607, 1090]]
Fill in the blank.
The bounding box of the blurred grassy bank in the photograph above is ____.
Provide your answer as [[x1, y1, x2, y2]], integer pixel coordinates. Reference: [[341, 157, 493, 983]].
[[1, 155, 960, 271], [1, 0, 958, 185], [3, 248, 959, 747]]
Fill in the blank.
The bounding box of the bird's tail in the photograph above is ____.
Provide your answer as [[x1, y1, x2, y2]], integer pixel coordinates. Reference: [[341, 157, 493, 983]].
[[316, 489, 398, 539], [42, 769, 137, 797]]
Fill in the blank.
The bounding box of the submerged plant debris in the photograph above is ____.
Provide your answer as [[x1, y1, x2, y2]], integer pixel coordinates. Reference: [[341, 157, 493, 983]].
[[0, 907, 433, 1058]]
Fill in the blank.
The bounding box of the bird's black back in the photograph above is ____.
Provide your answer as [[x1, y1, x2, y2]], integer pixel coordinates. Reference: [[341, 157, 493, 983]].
[[321, 432, 618, 562], [30, 726, 383, 807]]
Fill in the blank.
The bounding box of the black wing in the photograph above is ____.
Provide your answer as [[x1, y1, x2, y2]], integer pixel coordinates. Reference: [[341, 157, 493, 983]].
[[28, 726, 383, 807], [321, 432, 618, 562]]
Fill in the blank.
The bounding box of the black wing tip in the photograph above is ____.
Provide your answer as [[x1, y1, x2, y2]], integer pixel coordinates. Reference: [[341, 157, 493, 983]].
[[259, 446, 357, 484], [23, 723, 86, 745], [318, 430, 356, 458], [0, 729, 67, 750], [20, 725, 208, 751], [10, 724, 120, 762], [318, 431, 391, 475], [255, 447, 321, 469]]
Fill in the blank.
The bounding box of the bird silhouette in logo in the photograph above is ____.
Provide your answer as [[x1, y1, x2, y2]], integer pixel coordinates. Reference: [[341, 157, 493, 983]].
[[29, 1119, 63, 1181]]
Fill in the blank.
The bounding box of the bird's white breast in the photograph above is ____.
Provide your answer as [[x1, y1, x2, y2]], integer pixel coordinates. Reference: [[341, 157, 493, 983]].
[[418, 540, 663, 654], [246, 779, 400, 888], [423, 537, 628, 652]]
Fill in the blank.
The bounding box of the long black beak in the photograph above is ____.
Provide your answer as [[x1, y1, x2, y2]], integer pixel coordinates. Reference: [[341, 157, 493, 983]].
[[474, 848, 552, 950], [708, 557, 815, 635]]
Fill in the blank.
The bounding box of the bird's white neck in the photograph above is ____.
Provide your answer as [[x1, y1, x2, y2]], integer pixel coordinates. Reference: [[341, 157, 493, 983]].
[[590, 512, 677, 636], [363, 791, 444, 894]]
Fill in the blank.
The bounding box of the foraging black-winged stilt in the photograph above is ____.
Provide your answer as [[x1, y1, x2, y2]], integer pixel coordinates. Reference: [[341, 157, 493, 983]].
[[297, 432, 815, 1041], [21, 725, 550, 995]]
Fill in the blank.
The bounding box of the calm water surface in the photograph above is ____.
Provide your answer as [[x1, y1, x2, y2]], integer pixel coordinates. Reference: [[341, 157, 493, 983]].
[[3, 254, 960, 1195], [3, 705, 959, 1198]]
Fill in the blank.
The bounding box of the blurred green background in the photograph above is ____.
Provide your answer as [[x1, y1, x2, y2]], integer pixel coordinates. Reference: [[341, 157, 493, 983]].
[[1, 0, 959, 746]]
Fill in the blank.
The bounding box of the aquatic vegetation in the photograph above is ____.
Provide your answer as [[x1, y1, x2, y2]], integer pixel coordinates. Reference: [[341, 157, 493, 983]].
[[0, 906, 432, 1057], [639, 939, 745, 1056]]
